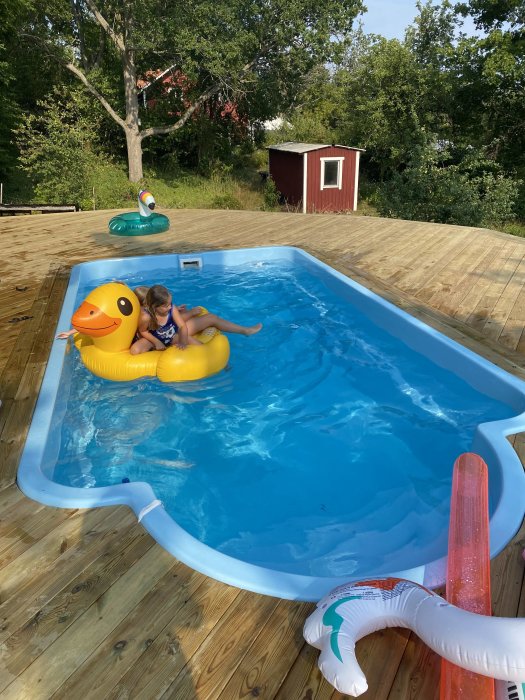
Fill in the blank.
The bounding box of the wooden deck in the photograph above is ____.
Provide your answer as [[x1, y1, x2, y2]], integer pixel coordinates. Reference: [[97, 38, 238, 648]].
[[0, 208, 524, 699]]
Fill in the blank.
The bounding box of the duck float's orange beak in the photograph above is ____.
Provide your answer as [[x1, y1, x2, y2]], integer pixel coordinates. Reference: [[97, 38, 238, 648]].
[[72, 301, 122, 337]]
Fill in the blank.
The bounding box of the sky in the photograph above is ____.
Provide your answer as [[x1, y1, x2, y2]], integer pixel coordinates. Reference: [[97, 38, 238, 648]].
[[358, 0, 479, 40]]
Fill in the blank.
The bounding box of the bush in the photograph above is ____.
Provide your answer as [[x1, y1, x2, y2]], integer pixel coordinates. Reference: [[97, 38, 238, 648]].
[[210, 193, 242, 209], [261, 176, 280, 211], [15, 90, 118, 209], [376, 144, 521, 227], [88, 163, 137, 210], [500, 222, 525, 238]]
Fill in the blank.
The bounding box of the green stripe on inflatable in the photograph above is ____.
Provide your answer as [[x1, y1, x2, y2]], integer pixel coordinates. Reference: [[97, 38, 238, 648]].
[[322, 596, 363, 663]]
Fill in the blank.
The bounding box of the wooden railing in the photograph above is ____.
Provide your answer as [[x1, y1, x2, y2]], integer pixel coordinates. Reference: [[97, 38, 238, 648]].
[[0, 204, 78, 216]]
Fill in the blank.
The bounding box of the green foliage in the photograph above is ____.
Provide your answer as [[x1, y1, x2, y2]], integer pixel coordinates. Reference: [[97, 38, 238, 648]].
[[87, 163, 137, 210], [268, 65, 342, 144], [334, 36, 445, 179], [442, 0, 525, 174], [376, 143, 521, 226], [405, 0, 460, 65], [14, 0, 364, 181], [270, 113, 336, 145], [16, 92, 100, 207], [15, 88, 136, 208], [514, 182, 525, 221], [456, 0, 524, 36], [0, 0, 100, 179], [448, 32, 525, 174], [273, 0, 524, 230], [262, 176, 280, 211], [0, 0, 43, 177], [210, 193, 242, 209], [156, 170, 264, 210], [0, 48, 20, 178], [499, 222, 525, 238]]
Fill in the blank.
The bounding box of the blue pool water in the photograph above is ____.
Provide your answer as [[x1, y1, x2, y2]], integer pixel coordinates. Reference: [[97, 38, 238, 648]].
[[47, 259, 515, 580], [19, 247, 525, 600]]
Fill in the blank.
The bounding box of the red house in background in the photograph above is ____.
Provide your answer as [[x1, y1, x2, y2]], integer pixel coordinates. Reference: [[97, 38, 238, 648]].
[[267, 142, 364, 213]]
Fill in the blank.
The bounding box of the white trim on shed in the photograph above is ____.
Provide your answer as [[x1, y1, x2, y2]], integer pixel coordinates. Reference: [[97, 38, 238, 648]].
[[303, 153, 308, 214], [353, 151, 361, 211], [268, 142, 365, 154], [320, 157, 344, 190]]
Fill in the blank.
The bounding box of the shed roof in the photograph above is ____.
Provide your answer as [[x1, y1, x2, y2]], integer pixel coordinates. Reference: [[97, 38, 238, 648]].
[[267, 141, 365, 154]]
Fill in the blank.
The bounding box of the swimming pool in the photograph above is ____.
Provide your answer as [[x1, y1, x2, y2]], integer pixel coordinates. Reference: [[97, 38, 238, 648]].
[[18, 246, 525, 601]]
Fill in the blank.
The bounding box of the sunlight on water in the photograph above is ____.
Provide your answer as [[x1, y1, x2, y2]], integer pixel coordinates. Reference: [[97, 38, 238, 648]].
[[50, 260, 514, 577]]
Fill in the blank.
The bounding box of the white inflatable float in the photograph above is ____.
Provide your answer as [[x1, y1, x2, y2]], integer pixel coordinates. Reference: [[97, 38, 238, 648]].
[[303, 577, 525, 698], [496, 680, 525, 700]]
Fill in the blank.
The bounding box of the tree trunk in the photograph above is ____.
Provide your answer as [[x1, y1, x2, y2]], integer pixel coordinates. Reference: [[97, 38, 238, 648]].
[[122, 30, 143, 182], [125, 126, 143, 182]]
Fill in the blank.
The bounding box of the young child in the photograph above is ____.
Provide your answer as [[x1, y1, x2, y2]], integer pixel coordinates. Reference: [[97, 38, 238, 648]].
[[134, 285, 190, 318], [133, 285, 149, 306], [130, 284, 262, 354]]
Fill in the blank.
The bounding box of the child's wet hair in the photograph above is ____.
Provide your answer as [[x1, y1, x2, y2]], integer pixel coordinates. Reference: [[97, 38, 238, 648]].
[[145, 285, 172, 330]]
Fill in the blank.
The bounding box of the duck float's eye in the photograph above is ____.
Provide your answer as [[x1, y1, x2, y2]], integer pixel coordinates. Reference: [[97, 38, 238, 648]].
[[117, 297, 134, 316]]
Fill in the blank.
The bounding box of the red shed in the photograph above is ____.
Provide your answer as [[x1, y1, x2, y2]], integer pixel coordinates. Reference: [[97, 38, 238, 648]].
[[267, 142, 364, 213]]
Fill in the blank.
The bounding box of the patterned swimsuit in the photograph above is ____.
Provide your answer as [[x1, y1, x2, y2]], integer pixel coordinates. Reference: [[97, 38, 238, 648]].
[[150, 307, 179, 346]]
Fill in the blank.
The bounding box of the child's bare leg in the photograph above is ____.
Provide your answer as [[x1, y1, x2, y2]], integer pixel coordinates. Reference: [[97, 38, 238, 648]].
[[169, 333, 202, 347], [186, 313, 262, 337], [180, 307, 203, 322], [130, 337, 154, 355]]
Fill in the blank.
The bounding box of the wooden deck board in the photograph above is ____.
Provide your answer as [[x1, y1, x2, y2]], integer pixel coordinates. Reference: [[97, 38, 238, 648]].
[[0, 508, 132, 644], [0, 209, 524, 699], [105, 577, 242, 700], [158, 591, 283, 700], [51, 564, 204, 699], [1, 538, 164, 699]]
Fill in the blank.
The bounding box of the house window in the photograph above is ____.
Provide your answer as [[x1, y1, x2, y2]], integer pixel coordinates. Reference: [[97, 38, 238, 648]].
[[320, 157, 344, 190]]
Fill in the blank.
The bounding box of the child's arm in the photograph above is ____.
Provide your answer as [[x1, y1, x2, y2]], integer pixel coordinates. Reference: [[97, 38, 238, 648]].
[[138, 312, 166, 351], [172, 305, 189, 349], [56, 329, 76, 339]]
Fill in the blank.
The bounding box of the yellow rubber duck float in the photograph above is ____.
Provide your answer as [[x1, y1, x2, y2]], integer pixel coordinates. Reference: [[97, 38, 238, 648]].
[[70, 282, 230, 382]]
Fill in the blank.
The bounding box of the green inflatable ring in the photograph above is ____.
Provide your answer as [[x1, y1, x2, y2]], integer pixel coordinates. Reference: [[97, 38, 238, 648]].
[[108, 211, 170, 236]]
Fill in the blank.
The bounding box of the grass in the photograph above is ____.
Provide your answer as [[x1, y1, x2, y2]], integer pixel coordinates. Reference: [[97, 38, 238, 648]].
[[142, 169, 265, 211], [76, 159, 266, 212], [4, 153, 268, 212], [498, 221, 525, 238]]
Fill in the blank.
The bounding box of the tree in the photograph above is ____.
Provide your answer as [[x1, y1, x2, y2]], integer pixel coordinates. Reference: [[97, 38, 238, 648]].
[[449, 1, 525, 173], [20, 0, 363, 182], [405, 0, 460, 67], [457, 0, 524, 41], [268, 64, 343, 145], [334, 37, 436, 180], [0, 0, 54, 179], [330, 1, 469, 180], [0, 44, 19, 179]]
